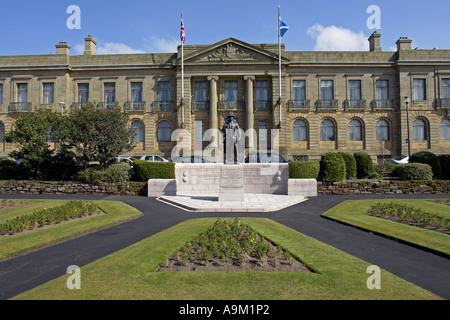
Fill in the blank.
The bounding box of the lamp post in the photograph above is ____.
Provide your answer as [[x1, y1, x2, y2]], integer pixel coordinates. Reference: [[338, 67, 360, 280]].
[[405, 96, 411, 159]]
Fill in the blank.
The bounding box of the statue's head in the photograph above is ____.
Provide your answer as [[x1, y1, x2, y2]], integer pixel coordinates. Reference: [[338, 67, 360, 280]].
[[228, 112, 235, 119]]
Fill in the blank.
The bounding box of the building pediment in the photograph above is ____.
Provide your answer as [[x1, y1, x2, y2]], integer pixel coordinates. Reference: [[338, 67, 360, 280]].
[[181, 38, 289, 64]]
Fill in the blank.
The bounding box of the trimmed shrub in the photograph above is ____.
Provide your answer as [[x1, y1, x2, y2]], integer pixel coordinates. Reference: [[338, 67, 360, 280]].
[[0, 160, 19, 180], [438, 155, 450, 180], [410, 151, 442, 179], [354, 152, 374, 179], [393, 163, 433, 180], [289, 161, 320, 179], [374, 162, 396, 177], [319, 153, 346, 182], [76, 163, 130, 183], [133, 160, 176, 181], [337, 152, 356, 179]]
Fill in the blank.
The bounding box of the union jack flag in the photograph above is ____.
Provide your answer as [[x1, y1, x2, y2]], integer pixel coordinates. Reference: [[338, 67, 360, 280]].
[[180, 12, 185, 44]]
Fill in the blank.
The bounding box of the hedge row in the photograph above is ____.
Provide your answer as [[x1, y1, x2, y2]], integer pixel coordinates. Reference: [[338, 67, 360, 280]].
[[133, 160, 176, 181]]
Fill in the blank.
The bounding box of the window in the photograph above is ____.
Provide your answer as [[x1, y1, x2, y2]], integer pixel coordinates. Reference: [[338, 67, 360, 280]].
[[195, 121, 205, 142], [158, 81, 171, 110], [43, 83, 54, 105], [131, 82, 143, 110], [348, 119, 362, 141], [256, 80, 269, 109], [376, 119, 389, 141], [443, 79, 450, 98], [258, 120, 267, 142], [225, 81, 238, 109], [440, 118, 450, 140], [292, 119, 307, 141], [292, 80, 306, 107], [0, 122, 4, 143], [194, 81, 207, 110], [320, 80, 334, 108], [104, 83, 116, 109], [131, 120, 144, 143], [78, 83, 89, 103], [0, 84, 3, 105], [376, 80, 389, 108], [348, 80, 362, 108], [320, 119, 335, 141], [17, 83, 28, 110], [413, 79, 426, 101], [413, 118, 427, 140], [157, 120, 171, 142]]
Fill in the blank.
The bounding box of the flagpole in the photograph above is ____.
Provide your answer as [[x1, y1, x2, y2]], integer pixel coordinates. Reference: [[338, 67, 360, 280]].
[[278, 6, 282, 128], [181, 11, 185, 128]]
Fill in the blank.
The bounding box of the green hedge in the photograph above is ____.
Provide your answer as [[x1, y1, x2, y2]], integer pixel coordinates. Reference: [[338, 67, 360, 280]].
[[410, 151, 442, 179], [289, 161, 320, 179], [354, 152, 374, 179], [133, 160, 175, 181], [337, 152, 356, 179], [439, 155, 450, 180], [393, 163, 433, 180], [76, 163, 131, 184], [319, 153, 346, 182]]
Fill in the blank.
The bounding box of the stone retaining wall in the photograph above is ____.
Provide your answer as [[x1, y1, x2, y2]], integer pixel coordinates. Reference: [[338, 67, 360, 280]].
[[318, 180, 450, 195], [0, 180, 147, 196]]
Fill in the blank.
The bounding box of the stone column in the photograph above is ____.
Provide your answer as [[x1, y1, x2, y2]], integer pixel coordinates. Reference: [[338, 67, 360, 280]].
[[207, 76, 219, 146], [244, 75, 255, 150]]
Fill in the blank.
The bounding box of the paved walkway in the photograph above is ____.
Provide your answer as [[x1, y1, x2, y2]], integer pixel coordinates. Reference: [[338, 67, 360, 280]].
[[159, 193, 307, 212], [0, 193, 449, 300]]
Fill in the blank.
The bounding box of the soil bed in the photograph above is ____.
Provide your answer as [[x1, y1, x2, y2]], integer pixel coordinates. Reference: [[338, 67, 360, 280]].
[[0, 200, 39, 212], [157, 236, 311, 273]]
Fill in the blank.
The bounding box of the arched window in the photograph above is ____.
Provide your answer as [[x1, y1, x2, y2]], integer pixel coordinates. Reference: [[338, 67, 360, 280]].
[[413, 118, 427, 140], [440, 118, 450, 140], [131, 120, 144, 143], [320, 119, 335, 141], [157, 120, 171, 142], [348, 119, 362, 141], [376, 119, 389, 141], [292, 119, 307, 141]]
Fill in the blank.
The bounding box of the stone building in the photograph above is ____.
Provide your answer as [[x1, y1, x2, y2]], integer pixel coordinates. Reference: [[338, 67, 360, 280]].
[[0, 32, 449, 162]]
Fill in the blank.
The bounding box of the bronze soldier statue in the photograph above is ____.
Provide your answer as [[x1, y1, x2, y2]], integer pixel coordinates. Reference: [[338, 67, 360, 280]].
[[221, 112, 241, 164]]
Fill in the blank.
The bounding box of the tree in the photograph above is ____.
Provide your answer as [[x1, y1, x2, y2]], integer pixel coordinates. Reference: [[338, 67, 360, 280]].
[[59, 103, 135, 167], [4, 108, 61, 179]]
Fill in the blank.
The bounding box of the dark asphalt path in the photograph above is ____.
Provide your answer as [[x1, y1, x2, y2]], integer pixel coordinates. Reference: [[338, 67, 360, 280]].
[[0, 193, 449, 300]]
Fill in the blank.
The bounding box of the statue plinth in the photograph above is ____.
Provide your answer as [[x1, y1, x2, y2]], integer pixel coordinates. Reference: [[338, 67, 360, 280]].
[[218, 164, 245, 202]]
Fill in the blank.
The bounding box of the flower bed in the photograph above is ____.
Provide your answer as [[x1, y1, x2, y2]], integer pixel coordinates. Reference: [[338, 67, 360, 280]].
[[367, 202, 450, 235], [0, 200, 101, 236], [156, 218, 311, 272]]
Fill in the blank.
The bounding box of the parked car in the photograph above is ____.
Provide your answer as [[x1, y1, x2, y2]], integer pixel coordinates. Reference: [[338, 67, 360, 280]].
[[173, 155, 214, 163], [387, 155, 409, 164], [106, 156, 137, 168], [245, 152, 288, 163], [139, 155, 169, 162]]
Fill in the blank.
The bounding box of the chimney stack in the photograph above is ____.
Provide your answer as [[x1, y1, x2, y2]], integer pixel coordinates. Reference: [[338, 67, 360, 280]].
[[368, 32, 381, 52], [396, 37, 412, 51], [55, 42, 71, 55], [84, 35, 97, 55]]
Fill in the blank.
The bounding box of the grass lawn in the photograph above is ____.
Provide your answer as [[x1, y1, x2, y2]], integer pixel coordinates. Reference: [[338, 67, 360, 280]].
[[321, 199, 450, 257], [12, 218, 441, 300], [0, 199, 143, 261]]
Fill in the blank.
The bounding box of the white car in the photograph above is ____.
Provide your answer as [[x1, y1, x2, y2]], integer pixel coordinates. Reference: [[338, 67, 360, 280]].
[[106, 156, 137, 168], [139, 155, 169, 162], [387, 155, 409, 164]]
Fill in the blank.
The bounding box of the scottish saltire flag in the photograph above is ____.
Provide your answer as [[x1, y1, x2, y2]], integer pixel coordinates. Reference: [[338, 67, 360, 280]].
[[180, 12, 186, 44], [280, 19, 289, 37]]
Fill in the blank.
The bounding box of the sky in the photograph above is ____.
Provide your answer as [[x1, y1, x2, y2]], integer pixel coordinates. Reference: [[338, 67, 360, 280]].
[[0, 0, 449, 56]]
